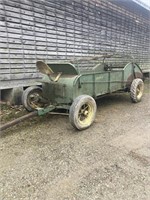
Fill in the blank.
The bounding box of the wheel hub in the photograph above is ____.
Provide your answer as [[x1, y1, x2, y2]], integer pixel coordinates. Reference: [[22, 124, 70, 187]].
[[80, 105, 89, 117], [30, 94, 40, 102], [84, 110, 89, 116]]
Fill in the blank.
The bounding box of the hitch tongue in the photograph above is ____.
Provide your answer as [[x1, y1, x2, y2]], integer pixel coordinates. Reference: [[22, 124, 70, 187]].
[[0, 111, 38, 132]]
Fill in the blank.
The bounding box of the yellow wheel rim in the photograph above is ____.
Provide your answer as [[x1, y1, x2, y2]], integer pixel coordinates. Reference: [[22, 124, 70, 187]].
[[136, 84, 143, 100], [77, 103, 94, 126]]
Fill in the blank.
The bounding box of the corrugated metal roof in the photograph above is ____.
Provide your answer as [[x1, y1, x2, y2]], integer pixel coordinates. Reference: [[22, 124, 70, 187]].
[[132, 0, 150, 11]]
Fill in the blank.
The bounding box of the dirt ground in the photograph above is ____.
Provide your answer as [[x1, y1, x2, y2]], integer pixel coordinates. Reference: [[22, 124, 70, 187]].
[[0, 80, 150, 200]]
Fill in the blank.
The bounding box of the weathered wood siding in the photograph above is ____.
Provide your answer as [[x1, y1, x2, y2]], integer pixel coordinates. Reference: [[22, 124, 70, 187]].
[[0, 0, 150, 89]]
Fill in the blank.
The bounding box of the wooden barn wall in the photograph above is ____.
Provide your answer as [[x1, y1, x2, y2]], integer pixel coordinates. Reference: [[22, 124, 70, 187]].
[[0, 0, 150, 89]]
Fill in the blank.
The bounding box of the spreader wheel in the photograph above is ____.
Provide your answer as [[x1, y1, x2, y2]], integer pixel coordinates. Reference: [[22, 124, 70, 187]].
[[130, 78, 144, 103], [69, 95, 97, 130], [22, 86, 43, 111]]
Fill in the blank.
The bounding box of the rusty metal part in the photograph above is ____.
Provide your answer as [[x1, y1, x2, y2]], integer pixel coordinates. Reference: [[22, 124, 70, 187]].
[[36, 60, 54, 75], [0, 110, 69, 132], [0, 111, 38, 132], [126, 72, 144, 88], [48, 112, 69, 116]]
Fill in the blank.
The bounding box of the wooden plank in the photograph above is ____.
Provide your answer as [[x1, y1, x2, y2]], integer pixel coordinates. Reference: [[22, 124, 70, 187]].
[[0, 73, 40, 80], [0, 63, 36, 69], [1, 13, 145, 38], [2, 1, 148, 32], [3, 0, 149, 27], [0, 68, 37, 74], [0, 58, 37, 64], [0, 0, 149, 86], [1, 24, 147, 44]]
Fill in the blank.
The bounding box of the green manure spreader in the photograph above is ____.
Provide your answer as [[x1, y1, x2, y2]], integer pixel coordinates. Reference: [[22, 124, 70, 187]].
[[22, 54, 144, 130]]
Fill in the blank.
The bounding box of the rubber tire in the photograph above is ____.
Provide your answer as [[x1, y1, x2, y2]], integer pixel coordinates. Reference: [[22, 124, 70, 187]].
[[22, 86, 43, 111], [130, 78, 144, 103], [69, 95, 97, 130]]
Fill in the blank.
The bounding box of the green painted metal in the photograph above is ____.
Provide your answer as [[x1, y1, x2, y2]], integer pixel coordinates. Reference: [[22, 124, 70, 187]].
[[47, 63, 79, 75], [36, 55, 143, 115], [37, 106, 55, 115]]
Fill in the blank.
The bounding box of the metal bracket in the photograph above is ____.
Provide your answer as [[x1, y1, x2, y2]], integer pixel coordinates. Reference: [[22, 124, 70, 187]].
[[132, 63, 136, 78], [37, 106, 55, 116]]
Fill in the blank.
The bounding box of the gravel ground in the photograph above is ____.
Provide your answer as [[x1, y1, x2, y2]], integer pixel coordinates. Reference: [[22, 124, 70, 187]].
[[0, 80, 150, 200]]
